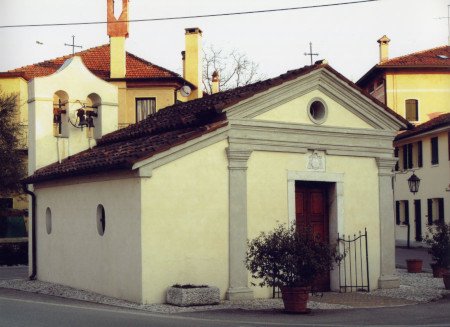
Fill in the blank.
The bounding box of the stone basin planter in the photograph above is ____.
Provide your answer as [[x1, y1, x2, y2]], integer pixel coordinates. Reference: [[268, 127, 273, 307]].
[[166, 285, 220, 307]]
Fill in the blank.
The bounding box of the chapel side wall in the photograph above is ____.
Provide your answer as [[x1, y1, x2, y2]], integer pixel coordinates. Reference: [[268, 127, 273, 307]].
[[247, 152, 381, 298], [34, 177, 142, 303], [140, 140, 229, 304], [385, 73, 450, 122]]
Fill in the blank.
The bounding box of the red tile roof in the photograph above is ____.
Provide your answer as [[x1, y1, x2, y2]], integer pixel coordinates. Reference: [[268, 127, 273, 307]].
[[379, 46, 450, 67], [395, 113, 450, 141], [3, 44, 191, 84], [24, 63, 409, 184], [357, 45, 450, 86]]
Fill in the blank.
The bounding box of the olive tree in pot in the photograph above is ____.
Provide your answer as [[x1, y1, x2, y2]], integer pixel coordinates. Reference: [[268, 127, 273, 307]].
[[425, 221, 450, 278], [245, 224, 342, 314]]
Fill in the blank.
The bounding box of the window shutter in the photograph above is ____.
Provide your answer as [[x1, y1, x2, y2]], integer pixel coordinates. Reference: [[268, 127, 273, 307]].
[[418, 141, 423, 167], [438, 198, 444, 223], [407, 144, 413, 169], [427, 199, 433, 225], [431, 137, 439, 165], [404, 201, 409, 224], [402, 144, 408, 170], [394, 147, 399, 171], [395, 201, 400, 225]]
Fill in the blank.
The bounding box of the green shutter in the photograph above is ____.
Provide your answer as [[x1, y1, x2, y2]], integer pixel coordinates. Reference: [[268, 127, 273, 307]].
[[427, 199, 433, 225], [418, 141, 423, 167], [438, 198, 444, 223], [404, 201, 409, 224], [395, 201, 400, 225]]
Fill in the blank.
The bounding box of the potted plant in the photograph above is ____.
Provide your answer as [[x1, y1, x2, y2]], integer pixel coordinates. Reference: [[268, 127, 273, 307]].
[[425, 221, 450, 278], [245, 224, 342, 314], [406, 259, 423, 273]]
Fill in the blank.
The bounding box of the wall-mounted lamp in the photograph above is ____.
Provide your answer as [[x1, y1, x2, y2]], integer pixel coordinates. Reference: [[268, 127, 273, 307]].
[[407, 172, 421, 195]]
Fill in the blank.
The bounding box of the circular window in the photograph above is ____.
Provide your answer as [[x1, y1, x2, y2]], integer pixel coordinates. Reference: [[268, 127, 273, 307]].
[[96, 204, 106, 236], [308, 99, 328, 124], [45, 207, 52, 234]]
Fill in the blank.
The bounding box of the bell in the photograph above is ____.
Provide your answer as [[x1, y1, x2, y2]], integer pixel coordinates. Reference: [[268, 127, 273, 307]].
[[87, 116, 95, 128], [77, 109, 88, 128]]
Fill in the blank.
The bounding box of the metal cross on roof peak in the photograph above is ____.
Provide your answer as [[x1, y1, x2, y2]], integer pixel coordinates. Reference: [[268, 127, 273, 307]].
[[65, 35, 82, 55], [304, 42, 319, 65]]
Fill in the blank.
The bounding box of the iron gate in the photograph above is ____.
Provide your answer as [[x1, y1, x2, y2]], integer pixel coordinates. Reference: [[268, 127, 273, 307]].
[[338, 228, 370, 292]]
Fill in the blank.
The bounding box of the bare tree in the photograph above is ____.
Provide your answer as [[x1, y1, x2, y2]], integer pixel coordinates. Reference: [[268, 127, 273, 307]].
[[202, 45, 263, 94]]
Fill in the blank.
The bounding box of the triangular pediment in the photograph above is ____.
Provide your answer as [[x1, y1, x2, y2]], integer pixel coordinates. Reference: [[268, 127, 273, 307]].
[[224, 68, 406, 131]]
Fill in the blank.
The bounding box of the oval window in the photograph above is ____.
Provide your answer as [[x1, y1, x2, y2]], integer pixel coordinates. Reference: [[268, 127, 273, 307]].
[[97, 204, 106, 236], [45, 207, 52, 234], [308, 99, 328, 124]]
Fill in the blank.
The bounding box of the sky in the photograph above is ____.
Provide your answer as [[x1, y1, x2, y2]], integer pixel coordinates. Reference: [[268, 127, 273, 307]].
[[0, 0, 448, 82]]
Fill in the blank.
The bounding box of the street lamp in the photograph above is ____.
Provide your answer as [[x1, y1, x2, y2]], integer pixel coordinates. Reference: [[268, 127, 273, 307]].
[[407, 172, 421, 195]]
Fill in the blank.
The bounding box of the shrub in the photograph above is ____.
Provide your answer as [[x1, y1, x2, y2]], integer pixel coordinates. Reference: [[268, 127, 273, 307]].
[[425, 221, 450, 268], [245, 224, 342, 288]]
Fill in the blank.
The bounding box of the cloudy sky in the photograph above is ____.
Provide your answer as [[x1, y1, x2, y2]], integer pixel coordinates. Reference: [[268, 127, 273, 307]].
[[0, 0, 448, 82]]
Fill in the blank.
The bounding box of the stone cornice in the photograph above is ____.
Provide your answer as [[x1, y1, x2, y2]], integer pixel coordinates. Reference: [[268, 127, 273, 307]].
[[376, 157, 398, 176]]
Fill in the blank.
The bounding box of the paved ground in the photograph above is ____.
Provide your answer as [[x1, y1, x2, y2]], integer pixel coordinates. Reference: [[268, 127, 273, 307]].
[[395, 246, 433, 272], [0, 266, 28, 280]]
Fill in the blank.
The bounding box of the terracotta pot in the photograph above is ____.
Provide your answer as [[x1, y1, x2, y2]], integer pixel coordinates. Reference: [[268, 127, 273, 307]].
[[443, 272, 450, 290], [406, 259, 423, 273], [430, 263, 449, 278], [280, 286, 311, 314]]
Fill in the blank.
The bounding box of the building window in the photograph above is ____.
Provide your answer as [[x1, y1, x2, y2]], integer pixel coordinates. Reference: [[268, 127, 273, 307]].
[[45, 207, 52, 235], [307, 99, 328, 125], [396, 200, 409, 225], [427, 198, 444, 225], [405, 99, 418, 122], [0, 198, 13, 209], [136, 98, 156, 122], [402, 144, 413, 170], [431, 137, 439, 165], [97, 204, 106, 236]]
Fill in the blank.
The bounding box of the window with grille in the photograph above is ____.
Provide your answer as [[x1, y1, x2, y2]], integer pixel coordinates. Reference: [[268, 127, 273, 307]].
[[405, 99, 418, 122], [395, 200, 409, 225], [136, 98, 156, 122], [427, 198, 444, 225]]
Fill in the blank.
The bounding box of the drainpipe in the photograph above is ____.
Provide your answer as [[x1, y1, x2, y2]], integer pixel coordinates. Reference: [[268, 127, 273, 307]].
[[22, 183, 37, 280]]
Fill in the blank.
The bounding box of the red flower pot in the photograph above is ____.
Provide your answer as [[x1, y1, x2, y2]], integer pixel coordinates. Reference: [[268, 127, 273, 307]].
[[406, 259, 423, 273], [280, 286, 311, 314], [430, 263, 449, 278]]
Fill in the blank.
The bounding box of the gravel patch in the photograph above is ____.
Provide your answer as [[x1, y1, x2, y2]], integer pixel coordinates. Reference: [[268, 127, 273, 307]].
[[368, 269, 450, 302], [0, 268, 447, 313]]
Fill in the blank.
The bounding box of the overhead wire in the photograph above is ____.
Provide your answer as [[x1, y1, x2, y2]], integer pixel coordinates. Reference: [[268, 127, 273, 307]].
[[0, 0, 379, 29]]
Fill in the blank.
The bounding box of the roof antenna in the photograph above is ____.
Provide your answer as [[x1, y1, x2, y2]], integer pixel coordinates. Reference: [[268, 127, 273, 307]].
[[64, 35, 82, 55]]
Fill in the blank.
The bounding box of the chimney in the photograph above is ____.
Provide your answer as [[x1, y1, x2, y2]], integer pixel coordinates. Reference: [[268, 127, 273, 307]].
[[211, 70, 220, 94], [184, 28, 203, 100], [377, 35, 390, 63], [107, 0, 129, 79]]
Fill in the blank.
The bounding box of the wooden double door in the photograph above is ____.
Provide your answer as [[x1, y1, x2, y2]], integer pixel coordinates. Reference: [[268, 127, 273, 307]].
[[295, 181, 330, 291]]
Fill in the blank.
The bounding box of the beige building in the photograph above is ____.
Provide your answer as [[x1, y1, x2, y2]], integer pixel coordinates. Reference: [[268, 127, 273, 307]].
[[394, 114, 450, 244], [358, 38, 450, 246], [24, 61, 408, 304], [0, 0, 202, 211]]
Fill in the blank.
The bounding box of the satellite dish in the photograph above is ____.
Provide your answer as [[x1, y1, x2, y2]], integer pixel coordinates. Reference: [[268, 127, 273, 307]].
[[180, 85, 191, 97]]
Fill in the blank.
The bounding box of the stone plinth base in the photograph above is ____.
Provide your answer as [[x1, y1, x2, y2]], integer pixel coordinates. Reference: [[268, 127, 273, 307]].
[[226, 287, 253, 300], [378, 275, 400, 289]]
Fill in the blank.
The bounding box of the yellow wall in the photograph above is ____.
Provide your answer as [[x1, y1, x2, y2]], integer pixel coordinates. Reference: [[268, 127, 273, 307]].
[[247, 152, 381, 297], [385, 73, 450, 123], [140, 140, 229, 304], [255, 90, 374, 129], [112, 82, 175, 127], [0, 77, 28, 124]]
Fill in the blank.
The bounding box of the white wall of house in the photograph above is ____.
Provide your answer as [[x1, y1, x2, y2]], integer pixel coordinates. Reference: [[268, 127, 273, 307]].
[[394, 129, 450, 243], [34, 174, 142, 303]]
